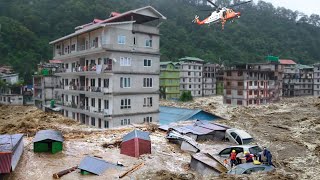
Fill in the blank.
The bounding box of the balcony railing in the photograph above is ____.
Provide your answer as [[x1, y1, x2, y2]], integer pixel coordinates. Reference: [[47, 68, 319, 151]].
[[57, 64, 112, 73], [57, 85, 111, 94]]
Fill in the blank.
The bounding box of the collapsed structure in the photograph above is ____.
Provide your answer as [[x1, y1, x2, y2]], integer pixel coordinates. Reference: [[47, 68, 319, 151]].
[[120, 129, 151, 158]]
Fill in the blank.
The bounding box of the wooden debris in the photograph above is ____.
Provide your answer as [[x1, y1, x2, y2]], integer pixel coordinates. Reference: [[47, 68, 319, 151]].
[[119, 162, 144, 178], [52, 166, 78, 179]]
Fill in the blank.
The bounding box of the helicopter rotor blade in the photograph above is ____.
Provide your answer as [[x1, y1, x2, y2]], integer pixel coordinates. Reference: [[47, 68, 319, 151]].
[[207, 0, 219, 8], [227, 0, 252, 8]]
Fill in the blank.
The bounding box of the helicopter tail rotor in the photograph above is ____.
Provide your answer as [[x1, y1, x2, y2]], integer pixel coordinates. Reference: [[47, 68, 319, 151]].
[[192, 15, 199, 23]]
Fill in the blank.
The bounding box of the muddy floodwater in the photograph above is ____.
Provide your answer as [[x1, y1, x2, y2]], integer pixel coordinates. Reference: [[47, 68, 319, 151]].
[[1, 96, 320, 179]]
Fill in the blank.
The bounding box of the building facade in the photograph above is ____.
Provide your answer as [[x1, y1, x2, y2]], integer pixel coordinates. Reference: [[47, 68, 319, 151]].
[[49, 6, 166, 128], [202, 63, 220, 96], [33, 63, 60, 110], [160, 62, 180, 100], [223, 62, 283, 106], [179, 57, 204, 97], [314, 64, 320, 96]]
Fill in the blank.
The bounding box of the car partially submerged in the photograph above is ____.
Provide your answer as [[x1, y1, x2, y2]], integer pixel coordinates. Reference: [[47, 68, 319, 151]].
[[227, 163, 275, 174], [225, 128, 253, 145], [218, 145, 262, 158]]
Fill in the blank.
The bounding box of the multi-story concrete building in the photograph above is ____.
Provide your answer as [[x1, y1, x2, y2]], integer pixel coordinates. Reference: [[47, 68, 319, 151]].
[[294, 64, 313, 96], [33, 62, 60, 110], [314, 63, 320, 96], [160, 62, 180, 100], [280, 59, 297, 97], [202, 63, 219, 96], [281, 60, 313, 96], [179, 57, 204, 97], [49, 6, 166, 128], [223, 62, 283, 106]]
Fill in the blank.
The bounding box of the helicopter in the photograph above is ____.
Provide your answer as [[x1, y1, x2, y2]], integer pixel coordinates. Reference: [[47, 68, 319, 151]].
[[193, 0, 252, 29]]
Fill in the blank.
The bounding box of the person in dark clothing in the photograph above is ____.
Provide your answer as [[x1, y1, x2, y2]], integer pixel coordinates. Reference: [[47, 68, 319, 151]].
[[263, 147, 275, 167], [230, 149, 237, 168], [245, 151, 253, 163]]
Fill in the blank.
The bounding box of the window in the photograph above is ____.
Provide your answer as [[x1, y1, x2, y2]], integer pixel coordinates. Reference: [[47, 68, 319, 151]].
[[104, 121, 109, 128], [238, 82, 243, 86], [238, 72, 243, 76], [227, 90, 231, 95], [120, 57, 131, 66], [237, 100, 242, 105], [189, 85, 192, 89], [104, 100, 109, 109], [249, 81, 252, 86], [199, 78, 201, 82], [227, 72, 231, 76], [121, 99, 131, 109], [121, 119, 131, 125], [120, 77, 131, 88], [183, 78, 185, 82], [118, 35, 126, 44], [144, 59, 152, 67], [71, 44, 75, 51], [188, 72, 191, 76], [133, 37, 136, 45], [104, 79, 109, 88], [91, 98, 95, 107], [143, 78, 153, 88], [91, 117, 95, 126], [260, 81, 264, 86], [254, 81, 257, 86], [189, 78, 192, 82], [143, 97, 153, 107], [145, 39, 152, 47], [237, 90, 243, 95], [144, 117, 153, 123], [199, 72, 201, 76], [249, 90, 252, 95], [188, 65, 191, 69]]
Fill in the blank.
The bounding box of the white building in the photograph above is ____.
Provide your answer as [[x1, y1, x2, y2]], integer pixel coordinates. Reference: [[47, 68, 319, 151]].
[[50, 6, 166, 128]]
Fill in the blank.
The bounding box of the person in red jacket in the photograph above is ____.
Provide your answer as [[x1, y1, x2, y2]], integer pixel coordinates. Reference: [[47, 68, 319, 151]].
[[230, 150, 237, 168], [245, 151, 253, 163]]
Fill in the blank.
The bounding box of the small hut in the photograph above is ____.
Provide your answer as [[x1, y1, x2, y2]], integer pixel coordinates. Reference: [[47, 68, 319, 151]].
[[33, 130, 63, 154], [120, 129, 151, 157], [78, 156, 116, 175], [0, 134, 24, 174]]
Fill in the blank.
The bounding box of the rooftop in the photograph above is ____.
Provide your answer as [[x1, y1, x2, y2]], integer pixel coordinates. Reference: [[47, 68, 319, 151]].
[[50, 6, 166, 44], [78, 156, 116, 175], [179, 57, 204, 62], [33, 129, 64, 143], [159, 106, 222, 125], [0, 134, 24, 152], [279, 59, 296, 65], [122, 129, 150, 142]]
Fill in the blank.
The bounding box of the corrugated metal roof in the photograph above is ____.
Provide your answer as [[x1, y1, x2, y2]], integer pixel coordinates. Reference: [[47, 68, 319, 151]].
[[0, 134, 23, 152], [78, 156, 116, 175], [279, 59, 296, 65], [295, 64, 313, 69], [122, 129, 150, 142], [33, 130, 64, 143], [159, 106, 221, 125], [179, 57, 204, 62], [194, 120, 228, 131]]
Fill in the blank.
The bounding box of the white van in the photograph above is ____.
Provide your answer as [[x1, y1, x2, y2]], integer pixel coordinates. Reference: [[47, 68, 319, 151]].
[[225, 128, 253, 145]]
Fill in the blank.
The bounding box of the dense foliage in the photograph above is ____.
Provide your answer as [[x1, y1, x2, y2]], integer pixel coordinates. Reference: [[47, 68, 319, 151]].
[[179, 91, 193, 102], [0, 0, 320, 83]]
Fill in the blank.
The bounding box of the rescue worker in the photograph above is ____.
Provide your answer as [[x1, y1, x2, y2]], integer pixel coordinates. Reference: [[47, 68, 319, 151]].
[[244, 151, 253, 163], [230, 149, 237, 168], [263, 147, 274, 167], [236, 151, 244, 164]]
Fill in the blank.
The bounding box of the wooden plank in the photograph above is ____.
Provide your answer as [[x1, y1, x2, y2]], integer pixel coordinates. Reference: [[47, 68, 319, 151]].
[[119, 163, 144, 178]]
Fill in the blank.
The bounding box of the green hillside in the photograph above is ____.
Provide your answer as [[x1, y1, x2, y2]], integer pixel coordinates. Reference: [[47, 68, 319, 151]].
[[0, 0, 320, 83]]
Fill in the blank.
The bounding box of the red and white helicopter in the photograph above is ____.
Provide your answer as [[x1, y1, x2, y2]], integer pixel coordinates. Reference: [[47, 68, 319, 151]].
[[193, 0, 252, 29]]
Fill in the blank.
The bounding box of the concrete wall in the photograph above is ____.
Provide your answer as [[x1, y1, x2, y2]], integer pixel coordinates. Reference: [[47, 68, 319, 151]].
[[0, 95, 23, 105]]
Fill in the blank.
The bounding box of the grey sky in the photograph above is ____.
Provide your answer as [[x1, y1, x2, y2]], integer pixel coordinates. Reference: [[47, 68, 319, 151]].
[[255, 0, 319, 15]]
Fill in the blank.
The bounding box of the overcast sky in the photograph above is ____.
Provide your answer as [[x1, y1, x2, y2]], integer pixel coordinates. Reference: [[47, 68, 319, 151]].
[[256, 0, 319, 15]]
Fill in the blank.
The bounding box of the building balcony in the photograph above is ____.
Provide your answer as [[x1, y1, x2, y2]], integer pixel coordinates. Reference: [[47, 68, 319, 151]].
[[56, 64, 112, 75], [56, 85, 112, 94]]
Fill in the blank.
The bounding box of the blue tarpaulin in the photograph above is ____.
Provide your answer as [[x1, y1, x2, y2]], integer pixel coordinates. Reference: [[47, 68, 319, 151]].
[[159, 106, 222, 125]]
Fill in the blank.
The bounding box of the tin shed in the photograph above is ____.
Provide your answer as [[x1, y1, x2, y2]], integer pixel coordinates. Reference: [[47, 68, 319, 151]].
[[120, 129, 151, 158], [78, 156, 116, 175], [0, 134, 24, 174], [33, 130, 63, 154]]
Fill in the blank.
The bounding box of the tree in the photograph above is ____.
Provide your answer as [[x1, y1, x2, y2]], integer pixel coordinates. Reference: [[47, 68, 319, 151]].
[[179, 91, 193, 102]]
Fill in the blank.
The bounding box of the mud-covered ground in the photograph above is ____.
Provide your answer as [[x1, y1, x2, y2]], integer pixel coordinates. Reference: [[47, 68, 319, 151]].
[[1, 96, 320, 180]]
